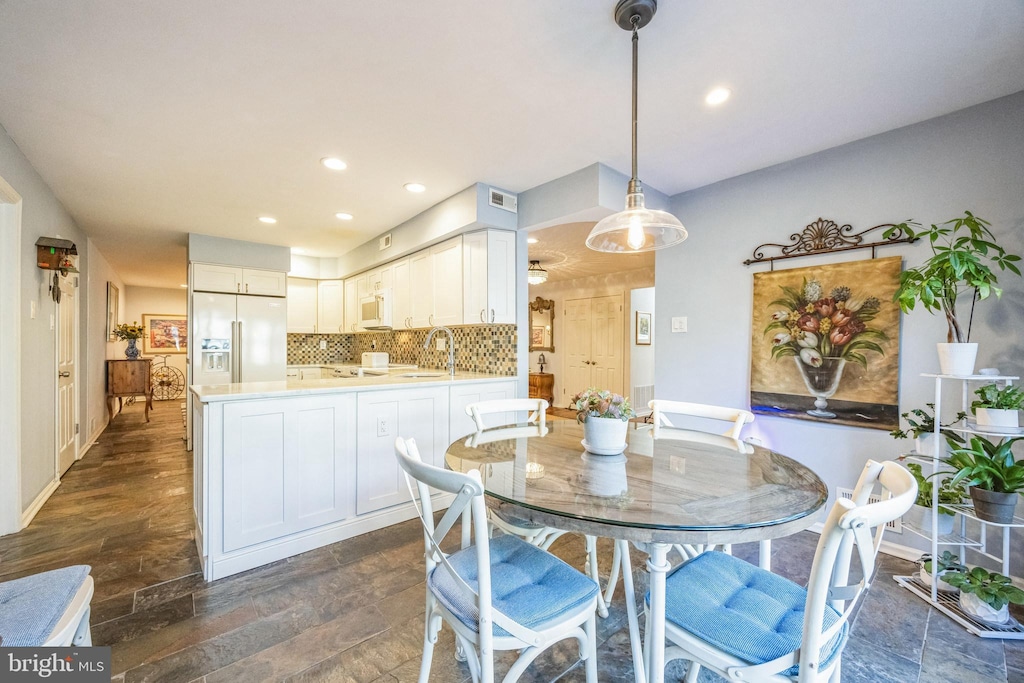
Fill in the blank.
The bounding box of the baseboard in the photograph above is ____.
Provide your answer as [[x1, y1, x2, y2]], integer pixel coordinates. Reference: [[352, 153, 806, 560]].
[[21, 478, 60, 528], [79, 421, 108, 459]]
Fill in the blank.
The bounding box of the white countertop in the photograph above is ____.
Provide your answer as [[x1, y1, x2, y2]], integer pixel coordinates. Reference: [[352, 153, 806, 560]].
[[191, 371, 518, 403]]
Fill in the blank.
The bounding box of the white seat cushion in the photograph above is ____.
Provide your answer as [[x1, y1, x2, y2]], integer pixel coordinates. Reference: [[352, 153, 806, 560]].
[[0, 565, 91, 646]]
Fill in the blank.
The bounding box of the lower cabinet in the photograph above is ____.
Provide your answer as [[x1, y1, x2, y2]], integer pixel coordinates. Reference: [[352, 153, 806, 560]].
[[222, 394, 356, 552], [449, 380, 518, 440]]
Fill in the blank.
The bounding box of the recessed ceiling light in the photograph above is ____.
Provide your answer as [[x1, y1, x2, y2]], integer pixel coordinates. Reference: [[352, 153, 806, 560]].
[[321, 157, 347, 171], [404, 183, 426, 193], [179, 284, 187, 288], [527, 237, 538, 244], [705, 87, 732, 106], [258, 216, 277, 224], [335, 212, 353, 221]]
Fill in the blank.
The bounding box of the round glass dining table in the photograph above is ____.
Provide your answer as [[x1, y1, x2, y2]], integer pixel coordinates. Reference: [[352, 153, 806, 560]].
[[445, 419, 827, 683]]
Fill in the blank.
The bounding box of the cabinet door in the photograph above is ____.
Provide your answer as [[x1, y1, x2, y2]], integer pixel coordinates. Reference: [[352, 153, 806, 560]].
[[287, 278, 318, 333], [299, 368, 322, 380], [409, 251, 433, 328], [487, 230, 516, 324], [431, 237, 463, 326], [462, 231, 489, 325], [356, 387, 449, 514], [392, 258, 411, 330], [242, 269, 287, 297], [222, 394, 357, 552], [449, 381, 517, 440], [193, 263, 243, 294], [344, 275, 360, 332], [317, 280, 345, 333]]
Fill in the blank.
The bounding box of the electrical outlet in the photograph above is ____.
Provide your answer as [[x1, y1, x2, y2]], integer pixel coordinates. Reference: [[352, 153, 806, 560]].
[[436, 338, 445, 351], [319, 340, 327, 350], [377, 417, 389, 437]]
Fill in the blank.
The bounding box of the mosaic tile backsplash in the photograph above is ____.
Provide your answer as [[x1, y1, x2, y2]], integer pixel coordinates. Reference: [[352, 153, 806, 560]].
[[287, 324, 517, 376]]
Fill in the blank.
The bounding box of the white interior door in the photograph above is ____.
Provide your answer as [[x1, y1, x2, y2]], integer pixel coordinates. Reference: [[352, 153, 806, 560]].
[[56, 276, 78, 475], [564, 297, 592, 404], [590, 294, 624, 396]]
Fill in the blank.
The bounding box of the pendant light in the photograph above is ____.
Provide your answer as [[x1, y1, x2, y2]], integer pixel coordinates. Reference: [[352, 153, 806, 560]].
[[586, 0, 687, 253], [527, 260, 548, 285]]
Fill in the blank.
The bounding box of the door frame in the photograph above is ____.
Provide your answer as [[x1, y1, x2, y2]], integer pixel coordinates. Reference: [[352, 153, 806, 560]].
[[0, 175, 23, 535], [55, 271, 81, 475]]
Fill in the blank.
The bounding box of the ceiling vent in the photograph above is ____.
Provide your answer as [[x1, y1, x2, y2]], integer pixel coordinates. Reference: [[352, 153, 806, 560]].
[[488, 188, 518, 214]]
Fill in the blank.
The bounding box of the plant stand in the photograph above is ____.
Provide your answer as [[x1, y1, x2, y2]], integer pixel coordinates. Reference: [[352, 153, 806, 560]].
[[894, 372, 1024, 639]]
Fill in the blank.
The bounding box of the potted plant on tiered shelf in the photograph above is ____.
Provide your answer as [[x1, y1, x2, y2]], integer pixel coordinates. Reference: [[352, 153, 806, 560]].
[[917, 551, 967, 593], [971, 384, 1024, 432], [888, 211, 1021, 376], [573, 388, 635, 455], [944, 566, 1024, 625], [113, 321, 145, 360], [905, 463, 966, 535], [945, 435, 1024, 523], [890, 403, 966, 455]]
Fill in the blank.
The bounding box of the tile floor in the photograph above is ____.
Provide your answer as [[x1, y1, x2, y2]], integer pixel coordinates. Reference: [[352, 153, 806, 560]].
[[2, 403, 1023, 681]]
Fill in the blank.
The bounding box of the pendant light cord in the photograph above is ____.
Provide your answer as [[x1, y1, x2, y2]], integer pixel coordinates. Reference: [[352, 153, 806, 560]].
[[630, 15, 640, 183]]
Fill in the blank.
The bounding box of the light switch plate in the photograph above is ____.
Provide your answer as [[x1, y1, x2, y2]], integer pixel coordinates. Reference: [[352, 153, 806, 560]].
[[671, 316, 688, 333], [319, 340, 327, 350], [30, 300, 36, 319], [436, 338, 445, 350]]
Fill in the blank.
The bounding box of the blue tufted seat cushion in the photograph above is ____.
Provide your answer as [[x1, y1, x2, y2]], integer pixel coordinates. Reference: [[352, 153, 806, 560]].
[[429, 534, 598, 638], [650, 552, 847, 677], [0, 565, 91, 647]]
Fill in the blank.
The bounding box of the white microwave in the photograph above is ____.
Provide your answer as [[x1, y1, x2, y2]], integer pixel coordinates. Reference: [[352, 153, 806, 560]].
[[359, 287, 393, 330]]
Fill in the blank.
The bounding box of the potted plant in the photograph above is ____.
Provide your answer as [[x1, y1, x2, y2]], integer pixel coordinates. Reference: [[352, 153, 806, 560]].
[[917, 551, 966, 593], [113, 321, 145, 360], [887, 211, 1021, 376], [971, 383, 1024, 431], [944, 566, 1024, 625], [945, 435, 1024, 523], [890, 403, 966, 454], [905, 463, 965, 535], [572, 388, 635, 455]]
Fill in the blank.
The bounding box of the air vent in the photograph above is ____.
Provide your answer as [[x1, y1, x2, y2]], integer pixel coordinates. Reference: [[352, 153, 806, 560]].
[[379, 233, 392, 251], [489, 188, 518, 213], [837, 487, 902, 533]]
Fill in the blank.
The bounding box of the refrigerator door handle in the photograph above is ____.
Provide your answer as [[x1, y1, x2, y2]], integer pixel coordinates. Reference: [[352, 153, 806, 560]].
[[236, 320, 242, 382], [230, 321, 238, 382]]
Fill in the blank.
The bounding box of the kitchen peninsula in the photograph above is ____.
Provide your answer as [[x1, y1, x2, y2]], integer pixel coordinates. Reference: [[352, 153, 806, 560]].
[[191, 371, 517, 580]]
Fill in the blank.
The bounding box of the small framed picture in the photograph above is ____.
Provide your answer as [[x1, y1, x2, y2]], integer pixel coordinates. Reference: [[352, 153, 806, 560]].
[[106, 282, 119, 341], [142, 314, 188, 354], [636, 312, 652, 345]]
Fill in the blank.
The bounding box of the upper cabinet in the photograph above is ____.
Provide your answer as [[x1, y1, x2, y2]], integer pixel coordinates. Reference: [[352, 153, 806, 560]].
[[193, 264, 287, 297], [392, 258, 412, 330], [430, 237, 464, 327], [287, 278, 345, 334], [317, 280, 345, 333], [463, 230, 515, 325]]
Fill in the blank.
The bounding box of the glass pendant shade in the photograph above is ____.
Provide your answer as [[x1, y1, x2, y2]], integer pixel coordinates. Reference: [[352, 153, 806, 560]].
[[586, 187, 687, 253], [527, 260, 548, 285]]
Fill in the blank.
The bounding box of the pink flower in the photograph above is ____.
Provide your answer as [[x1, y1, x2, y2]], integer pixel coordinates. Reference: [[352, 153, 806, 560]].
[[814, 298, 836, 317], [797, 314, 820, 332]]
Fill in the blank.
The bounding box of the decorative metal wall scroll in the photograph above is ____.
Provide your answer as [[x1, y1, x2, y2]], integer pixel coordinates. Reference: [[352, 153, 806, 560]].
[[743, 218, 915, 270]]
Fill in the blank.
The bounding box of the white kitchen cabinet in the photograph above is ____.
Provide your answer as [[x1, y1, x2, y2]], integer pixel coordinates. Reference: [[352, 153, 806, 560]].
[[356, 386, 449, 515], [287, 278, 318, 333], [299, 367, 322, 380], [449, 380, 518, 440], [222, 394, 356, 552], [463, 230, 516, 325], [344, 274, 359, 332], [317, 280, 345, 333], [431, 237, 464, 327], [193, 263, 286, 297], [392, 258, 412, 330], [285, 367, 300, 379], [409, 250, 434, 328]]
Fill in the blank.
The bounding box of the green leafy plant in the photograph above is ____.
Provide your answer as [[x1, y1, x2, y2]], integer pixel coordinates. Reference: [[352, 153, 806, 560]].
[[971, 384, 1024, 414], [113, 321, 144, 341], [945, 435, 1024, 493], [889, 403, 966, 443], [907, 463, 965, 512], [944, 566, 1024, 610], [885, 211, 1021, 343], [918, 551, 966, 576], [572, 388, 636, 423]]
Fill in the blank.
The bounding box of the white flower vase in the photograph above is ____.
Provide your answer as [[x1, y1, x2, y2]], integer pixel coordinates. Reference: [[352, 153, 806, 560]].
[[937, 342, 978, 376], [582, 416, 629, 455], [960, 591, 1010, 625]]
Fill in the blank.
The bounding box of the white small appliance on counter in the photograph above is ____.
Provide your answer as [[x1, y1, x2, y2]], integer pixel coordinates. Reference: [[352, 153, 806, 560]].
[[348, 352, 418, 376]]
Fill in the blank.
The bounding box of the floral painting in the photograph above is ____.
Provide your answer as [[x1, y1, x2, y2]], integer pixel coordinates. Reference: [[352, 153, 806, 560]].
[[750, 256, 901, 429]]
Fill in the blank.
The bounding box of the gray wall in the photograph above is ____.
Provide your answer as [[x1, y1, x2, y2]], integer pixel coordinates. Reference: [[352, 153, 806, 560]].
[[659, 91, 1024, 561], [187, 233, 291, 271]]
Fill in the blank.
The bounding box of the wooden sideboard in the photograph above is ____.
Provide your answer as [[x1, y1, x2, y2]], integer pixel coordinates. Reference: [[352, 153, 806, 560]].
[[528, 372, 554, 404], [107, 359, 154, 422]]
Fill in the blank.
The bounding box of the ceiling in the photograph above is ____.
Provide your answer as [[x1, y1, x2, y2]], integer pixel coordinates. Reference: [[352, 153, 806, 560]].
[[529, 222, 653, 283], [1, 1, 1022, 287]]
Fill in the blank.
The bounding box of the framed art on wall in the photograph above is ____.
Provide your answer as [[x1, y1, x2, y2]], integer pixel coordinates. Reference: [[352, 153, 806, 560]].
[[636, 311, 651, 345], [106, 282, 119, 341], [142, 314, 188, 354]]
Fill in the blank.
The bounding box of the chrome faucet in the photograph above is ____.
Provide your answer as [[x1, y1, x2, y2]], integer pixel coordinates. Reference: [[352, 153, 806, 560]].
[[423, 326, 456, 377]]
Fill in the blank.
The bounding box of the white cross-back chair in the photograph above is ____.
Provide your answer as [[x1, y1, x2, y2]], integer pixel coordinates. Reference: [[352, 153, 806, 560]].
[[646, 459, 916, 683], [395, 436, 600, 683], [0, 565, 94, 647]]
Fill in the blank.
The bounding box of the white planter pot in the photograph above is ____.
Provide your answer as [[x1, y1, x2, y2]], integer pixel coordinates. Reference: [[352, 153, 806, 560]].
[[914, 433, 943, 456], [919, 567, 960, 594], [937, 342, 978, 376], [906, 504, 955, 535], [582, 416, 629, 455], [960, 591, 1010, 625], [976, 408, 1020, 430]]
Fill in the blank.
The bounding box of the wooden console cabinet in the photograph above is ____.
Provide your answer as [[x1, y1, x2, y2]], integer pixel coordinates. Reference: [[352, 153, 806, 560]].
[[528, 372, 554, 404], [107, 359, 154, 422]]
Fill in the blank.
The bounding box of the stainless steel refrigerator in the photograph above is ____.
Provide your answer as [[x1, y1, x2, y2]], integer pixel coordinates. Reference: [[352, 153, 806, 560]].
[[191, 292, 287, 385]]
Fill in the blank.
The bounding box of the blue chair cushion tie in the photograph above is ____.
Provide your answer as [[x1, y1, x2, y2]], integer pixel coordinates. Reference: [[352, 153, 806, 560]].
[[0, 565, 91, 647], [651, 552, 847, 676], [429, 534, 598, 637]]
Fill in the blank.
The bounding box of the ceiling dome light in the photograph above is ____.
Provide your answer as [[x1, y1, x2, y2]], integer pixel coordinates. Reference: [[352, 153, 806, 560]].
[[404, 183, 426, 193], [321, 157, 347, 170], [527, 260, 548, 285], [586, 0, 687, 254], [527, 237, 539, 244], [258, 216, 277, 224], [179, 284, 187, 288], [705, 87, 732, 106], [335, 212, 353, 220]]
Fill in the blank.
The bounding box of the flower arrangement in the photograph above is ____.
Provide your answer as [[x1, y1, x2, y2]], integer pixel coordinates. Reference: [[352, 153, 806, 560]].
[[113, 322, 144, 341], [764, 278, 887, 368], [572, 388, 635, 423]]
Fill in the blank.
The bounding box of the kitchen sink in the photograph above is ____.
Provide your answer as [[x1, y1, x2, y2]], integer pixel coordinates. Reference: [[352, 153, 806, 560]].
[[399, 372, 443, 378]]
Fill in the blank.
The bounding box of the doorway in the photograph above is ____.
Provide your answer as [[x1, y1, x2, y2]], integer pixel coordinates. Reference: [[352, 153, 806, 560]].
[[56, 273, 79, 475], [564, 294, 624, 399]]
